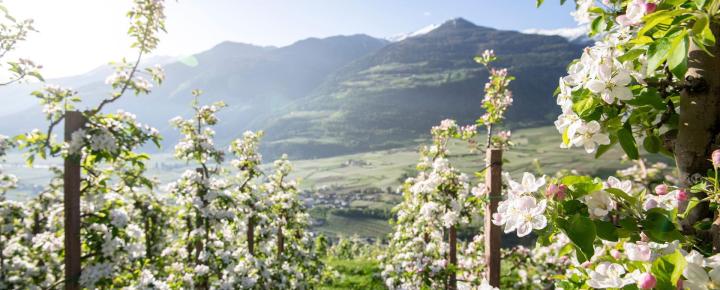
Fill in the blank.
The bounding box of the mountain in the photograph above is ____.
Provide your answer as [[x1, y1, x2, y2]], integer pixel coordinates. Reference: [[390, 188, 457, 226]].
[[259, 18, 584, 158], [0, 35, 389, 147], [0, 18, 584, 160]]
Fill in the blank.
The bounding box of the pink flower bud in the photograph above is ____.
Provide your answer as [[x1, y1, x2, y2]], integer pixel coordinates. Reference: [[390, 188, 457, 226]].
[[581, 261, 592, 268], [638, 272, 657, 289], [677, 189, 689, 202], [546, 184, 567, 200], [712, 149, 720, 168], [677, 279, 683, 289], [654, 184, 668, 195], [610, 249, 622, 259], [644, 3, 657, 13], [557, 185, 567, 200]]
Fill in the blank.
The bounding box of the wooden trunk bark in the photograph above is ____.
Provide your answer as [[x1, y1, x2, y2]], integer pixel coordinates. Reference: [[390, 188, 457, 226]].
[[676, 24, 720, 251]]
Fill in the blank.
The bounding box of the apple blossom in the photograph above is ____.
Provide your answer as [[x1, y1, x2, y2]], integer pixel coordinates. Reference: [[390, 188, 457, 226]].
[[570, 121, 611, 153], [586, 262, 635, 289], [584, 190, 616, 219], [624, 242, 652, 262]]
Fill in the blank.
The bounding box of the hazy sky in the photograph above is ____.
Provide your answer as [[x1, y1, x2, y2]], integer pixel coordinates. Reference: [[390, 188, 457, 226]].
[[5, 0, 577, 78]]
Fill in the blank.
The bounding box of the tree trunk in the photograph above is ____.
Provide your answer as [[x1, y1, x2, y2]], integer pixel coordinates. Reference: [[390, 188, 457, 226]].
[[676, 24, 720, 250]]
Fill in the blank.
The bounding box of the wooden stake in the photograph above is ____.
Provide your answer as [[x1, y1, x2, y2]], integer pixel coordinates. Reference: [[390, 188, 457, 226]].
[[247, 216, 255, 255], [484, 148, 502, 287], [448, 225, 457, 290], [64, 111, 85, 290]]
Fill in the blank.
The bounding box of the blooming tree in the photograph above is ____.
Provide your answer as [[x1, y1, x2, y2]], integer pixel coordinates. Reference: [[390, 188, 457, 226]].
[[476, 1, 720, 289], [154, 93, 324, 289]]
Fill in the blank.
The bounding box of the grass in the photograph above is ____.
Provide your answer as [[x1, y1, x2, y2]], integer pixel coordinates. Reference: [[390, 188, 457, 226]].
[[320, 258, 385, 290], [314, 213, 392, 239]]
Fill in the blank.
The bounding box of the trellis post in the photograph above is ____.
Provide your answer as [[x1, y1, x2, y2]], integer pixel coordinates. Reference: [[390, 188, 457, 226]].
[[64, 111, 85, 290], [484, 148, 502, 287], [448, 225, 457, 290], [247, 215, 255, 255]]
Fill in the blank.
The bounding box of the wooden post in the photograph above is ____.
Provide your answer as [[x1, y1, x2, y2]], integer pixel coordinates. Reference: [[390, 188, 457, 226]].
[[277, 225, 284, 256], [447, 226, 457, 290], [484, 149, 502, 287], [247, 216, 255, 255], [64, 111, 85, 290]]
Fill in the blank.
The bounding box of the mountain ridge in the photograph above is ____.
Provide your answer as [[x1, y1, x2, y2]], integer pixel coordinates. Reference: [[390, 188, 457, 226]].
[[0, 18, 584, 159]]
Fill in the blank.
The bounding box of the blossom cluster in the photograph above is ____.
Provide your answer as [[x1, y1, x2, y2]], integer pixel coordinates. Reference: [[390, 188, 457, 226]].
[[475, 50, 514, 129]]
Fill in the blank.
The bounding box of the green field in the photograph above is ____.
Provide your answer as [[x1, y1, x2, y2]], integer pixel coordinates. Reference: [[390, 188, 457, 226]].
[[3, 126, 670, 239]]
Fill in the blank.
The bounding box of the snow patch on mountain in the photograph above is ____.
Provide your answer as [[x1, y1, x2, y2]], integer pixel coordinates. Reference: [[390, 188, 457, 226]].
[[387, 23, 440, 42], [522, 26, 590, 43]]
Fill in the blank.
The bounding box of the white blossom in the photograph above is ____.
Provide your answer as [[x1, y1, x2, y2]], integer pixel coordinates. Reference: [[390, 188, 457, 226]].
[[587, 262, 634, 289], [584, 190, 616, 219]]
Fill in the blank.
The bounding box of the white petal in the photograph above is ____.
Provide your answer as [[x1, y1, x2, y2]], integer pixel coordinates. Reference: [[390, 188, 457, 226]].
[[532, 215, 547, 230], [684, 263, 710, 283], [516, 222, 532, 237], [584, 141, 597, 153], [593, 133, 611, 145], [611, 72, 632, 86], [586, 79, 606, 93], [611, 86, 634, 101]]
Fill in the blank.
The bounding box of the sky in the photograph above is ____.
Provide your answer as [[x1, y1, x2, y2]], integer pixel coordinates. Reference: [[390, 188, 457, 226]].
[[5, 0, 578, 79]]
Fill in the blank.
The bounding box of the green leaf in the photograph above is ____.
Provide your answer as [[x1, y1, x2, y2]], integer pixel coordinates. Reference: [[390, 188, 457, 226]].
[[560, 214, 596, 262], [561, 175, 593, 185], [681, 197, 701, 219], [641, 209, 683, 242], [594, 143, 614, 158], [605, 188, 638, 205], [590, 15, 606, 36], [623, 88, 665, 110], [618, 218, 639, 239], [651, 251, 687, 290], [643, 135, 661, 153], [668, 31, 689, 78], [536, 0, 544, 7], [570, 182, 603, 199], [617, 125, 640, 160], [594, 220, 619, 241], [640, 10, 682, 36], [573, 97, 599, 118], [562, 200, 587, 216], [618, 47, 647, 63], [647, 38, 672, 75]]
